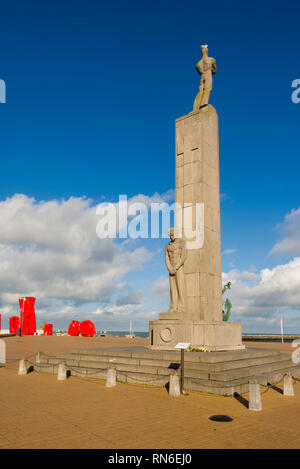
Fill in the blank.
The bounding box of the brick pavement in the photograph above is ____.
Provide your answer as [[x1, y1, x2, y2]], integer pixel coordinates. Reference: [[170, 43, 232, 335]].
[[0, 335, 299, 449]]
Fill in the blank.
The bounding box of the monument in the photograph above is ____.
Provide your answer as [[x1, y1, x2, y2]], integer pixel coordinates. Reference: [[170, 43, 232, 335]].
[[149, 45, 244, 351], [33, 45, 300, 395]]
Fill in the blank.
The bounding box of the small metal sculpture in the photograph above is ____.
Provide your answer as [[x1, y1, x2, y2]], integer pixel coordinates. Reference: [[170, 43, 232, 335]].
[[222, 282, 232, 322]]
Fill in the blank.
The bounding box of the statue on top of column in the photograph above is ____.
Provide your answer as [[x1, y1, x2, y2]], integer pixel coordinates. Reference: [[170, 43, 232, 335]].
[[193, 44, 217, 111]]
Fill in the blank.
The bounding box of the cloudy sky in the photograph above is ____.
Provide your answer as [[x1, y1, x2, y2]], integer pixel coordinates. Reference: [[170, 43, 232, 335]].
[[0, 0, 300, 332]]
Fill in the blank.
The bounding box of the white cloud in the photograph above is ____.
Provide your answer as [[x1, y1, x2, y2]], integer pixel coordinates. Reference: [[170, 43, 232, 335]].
[[4, 195, 300, 333], [270, 207, 300, 257], [151, 276, 169, 309], [125, 189, 175, 207], [223, 258, 300, 330], [222, 248, 236, 255], [0, 193, 153, 327], [151, 276, 169, 295]]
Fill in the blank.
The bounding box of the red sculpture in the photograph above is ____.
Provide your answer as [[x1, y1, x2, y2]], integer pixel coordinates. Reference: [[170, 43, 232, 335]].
[[9, 316, 19, 334], [18, 297, 36, 335], [43, 324, 53, 336], [80, 320, 96, 337], [68, 320, 81, 336]]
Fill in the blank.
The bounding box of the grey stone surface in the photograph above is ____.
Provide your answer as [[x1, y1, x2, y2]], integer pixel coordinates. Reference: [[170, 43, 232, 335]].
[[249, 381, 262, 411], [71, 346, 281, 363], [169, 370, 181, 397], [57, 362, 67, 381], [150, 319, 243, 351], [106, 365, 117, 387], [283, 373, 295, 396], [18, 358, 27, 375], [34, 347, 300, 396]]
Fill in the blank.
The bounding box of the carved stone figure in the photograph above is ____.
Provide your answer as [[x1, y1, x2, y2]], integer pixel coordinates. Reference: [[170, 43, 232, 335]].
[[165, 228, 186, 313], [193, 44, 217, 110]]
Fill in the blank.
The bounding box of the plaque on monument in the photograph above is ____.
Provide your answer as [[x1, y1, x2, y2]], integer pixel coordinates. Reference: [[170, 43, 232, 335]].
[[174, 343, 190, 350]]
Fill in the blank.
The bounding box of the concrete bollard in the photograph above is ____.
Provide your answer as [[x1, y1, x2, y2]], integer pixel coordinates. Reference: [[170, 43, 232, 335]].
[[169, 370, 181, 397], [283, 373, 295, 396], [106, 365, 117, 387], [0, 339, 6, 364], [57, 362, 67, 381], [18, 358, 27, 375], [249, 380, 262, 411]]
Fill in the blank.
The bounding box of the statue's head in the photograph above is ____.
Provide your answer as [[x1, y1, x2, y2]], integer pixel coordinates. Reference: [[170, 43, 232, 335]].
[[201, 44, 208, 56], [168, 227, 175, 241]]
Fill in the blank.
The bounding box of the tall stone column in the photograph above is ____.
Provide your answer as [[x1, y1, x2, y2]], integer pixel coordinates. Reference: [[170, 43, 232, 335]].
[[149, 105, 244, 351], [175, 105, 222, 323]]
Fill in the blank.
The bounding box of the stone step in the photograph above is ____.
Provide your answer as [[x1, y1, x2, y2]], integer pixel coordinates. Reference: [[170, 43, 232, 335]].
[[207, 353, 289, 371], [209, 359, 295, 382], [53, 350, 289, 372], [34, 362, 107, 379], [38, 353, 295, 383], [33, 360, 300, 396], [39, 356, 210, 380], [72, 347, 281, 364], [184, 365, 300, 396], [32, 346, 300, 396]]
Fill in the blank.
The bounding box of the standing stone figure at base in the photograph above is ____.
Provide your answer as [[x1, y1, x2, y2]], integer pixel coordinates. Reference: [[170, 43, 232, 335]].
[[165, 228, 186, 314], [193, 45, 217, 110]]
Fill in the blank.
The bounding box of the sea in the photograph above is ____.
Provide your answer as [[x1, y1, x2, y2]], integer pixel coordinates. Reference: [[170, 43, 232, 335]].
[[49, 331, 299, 341], [98, 330, 149, 338]]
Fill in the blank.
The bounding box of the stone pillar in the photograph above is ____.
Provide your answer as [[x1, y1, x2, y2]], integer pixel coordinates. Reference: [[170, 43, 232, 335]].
[[169, 370, 181, 397], [249, 381, 262, 411], [175, 105, 222, 322], [18, 358, 27, 375], [283, 373, 295, 396], [106, 365, 117, 388], [149, 106, 244, 351], [57, 362, 67, 381]]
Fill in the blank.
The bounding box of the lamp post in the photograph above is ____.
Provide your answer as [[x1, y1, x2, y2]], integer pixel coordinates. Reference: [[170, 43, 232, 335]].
[[280, 318, 284, 344]]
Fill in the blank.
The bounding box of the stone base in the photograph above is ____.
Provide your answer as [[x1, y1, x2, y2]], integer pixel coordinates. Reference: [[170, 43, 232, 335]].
[[148, 318, 244, 351], [36, 346, 300, 396]]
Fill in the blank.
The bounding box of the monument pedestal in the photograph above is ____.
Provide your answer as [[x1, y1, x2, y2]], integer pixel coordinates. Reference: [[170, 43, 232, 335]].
[[149, 318, 244, 351]]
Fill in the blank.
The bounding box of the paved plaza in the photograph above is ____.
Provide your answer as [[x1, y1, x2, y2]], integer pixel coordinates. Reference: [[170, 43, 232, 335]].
[[0, 335, 299, 449]]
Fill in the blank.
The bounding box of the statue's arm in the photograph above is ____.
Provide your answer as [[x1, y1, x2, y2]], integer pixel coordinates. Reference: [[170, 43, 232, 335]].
[[195, 61, 202, 75], [222, 281, 231, 295], [165, 245, 175, 275], [212, 59, 217, 75]]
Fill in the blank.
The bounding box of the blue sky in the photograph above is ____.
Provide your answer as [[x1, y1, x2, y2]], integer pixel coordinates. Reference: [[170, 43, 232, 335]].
[[0, 0, 300, 332]]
